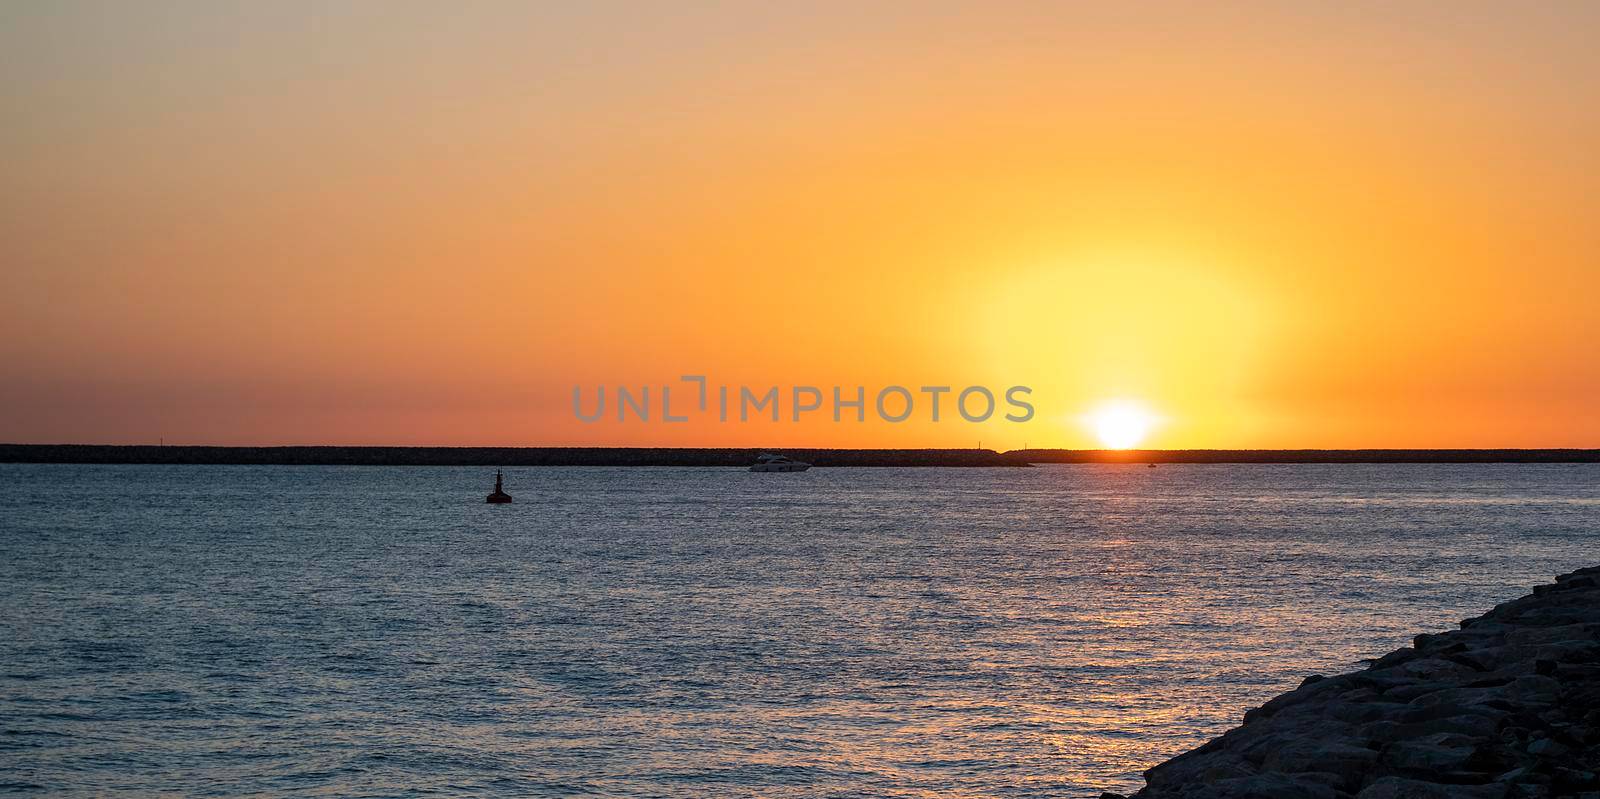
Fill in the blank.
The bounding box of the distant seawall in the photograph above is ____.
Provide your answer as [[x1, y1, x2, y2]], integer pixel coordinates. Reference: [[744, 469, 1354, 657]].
[[1019, 449, 1600, 464], [2, 446, 1596, 466], [0, 445, 1028, 467], [1107, 567, 1600, 798]]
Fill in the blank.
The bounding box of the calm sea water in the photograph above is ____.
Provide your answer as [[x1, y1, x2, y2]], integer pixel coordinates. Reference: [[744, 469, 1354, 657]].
[[1, 463, 1596, 797]]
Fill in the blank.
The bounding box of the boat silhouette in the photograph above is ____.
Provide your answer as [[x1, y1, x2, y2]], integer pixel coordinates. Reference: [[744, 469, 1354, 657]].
[[749, 453, 811, 472]]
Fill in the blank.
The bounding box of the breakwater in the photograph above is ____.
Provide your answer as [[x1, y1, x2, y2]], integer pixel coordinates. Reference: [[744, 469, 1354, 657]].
[[1108, 568, 1600, 798], [1023, 449, 1600, 464], [5, 445, 1598, 466], [0, 445, 1028, 467]]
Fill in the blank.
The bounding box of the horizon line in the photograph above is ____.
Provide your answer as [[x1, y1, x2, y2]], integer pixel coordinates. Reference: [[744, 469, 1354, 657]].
[[3, 443, 1598, 467]]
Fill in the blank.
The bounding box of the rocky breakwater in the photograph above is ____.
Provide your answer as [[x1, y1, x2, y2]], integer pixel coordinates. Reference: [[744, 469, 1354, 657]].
[[1106, 567, 1600, 799]]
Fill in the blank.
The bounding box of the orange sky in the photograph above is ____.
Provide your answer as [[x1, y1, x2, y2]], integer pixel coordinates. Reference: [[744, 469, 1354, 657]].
[[2, 2, 1596, 449]]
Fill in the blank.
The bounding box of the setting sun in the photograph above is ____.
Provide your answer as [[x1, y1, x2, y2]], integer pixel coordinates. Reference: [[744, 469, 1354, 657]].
[[1086, 401, 1159, 450]]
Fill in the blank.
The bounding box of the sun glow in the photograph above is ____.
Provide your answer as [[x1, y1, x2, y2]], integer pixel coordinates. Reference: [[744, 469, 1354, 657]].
[[1086, 401, 1159, 450]]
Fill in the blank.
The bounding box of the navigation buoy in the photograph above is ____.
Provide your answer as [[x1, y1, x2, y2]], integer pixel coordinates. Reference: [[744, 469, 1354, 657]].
[[486, 469, 513, 504]]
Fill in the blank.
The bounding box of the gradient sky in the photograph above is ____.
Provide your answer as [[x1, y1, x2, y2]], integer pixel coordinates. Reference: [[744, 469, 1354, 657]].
[[3, 2, 1597, 448]]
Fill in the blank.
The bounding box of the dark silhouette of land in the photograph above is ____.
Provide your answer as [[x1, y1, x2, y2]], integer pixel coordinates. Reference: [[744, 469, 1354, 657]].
[[1, 445, 1596, 466], [0, 445, 1023, 467], [1015, 448, 1600, 463]]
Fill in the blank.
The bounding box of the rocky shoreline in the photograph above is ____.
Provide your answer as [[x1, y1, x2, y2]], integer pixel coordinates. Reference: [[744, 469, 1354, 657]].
[[1105, 568, 1600, 799]]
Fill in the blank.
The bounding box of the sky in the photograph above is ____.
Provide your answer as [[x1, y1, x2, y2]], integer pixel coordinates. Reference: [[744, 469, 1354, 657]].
[[2, 2, 1597, 449]]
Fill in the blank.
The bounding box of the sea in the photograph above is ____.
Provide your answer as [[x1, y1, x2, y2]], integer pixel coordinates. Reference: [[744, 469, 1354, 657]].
[[1, 463, 1596, 797]]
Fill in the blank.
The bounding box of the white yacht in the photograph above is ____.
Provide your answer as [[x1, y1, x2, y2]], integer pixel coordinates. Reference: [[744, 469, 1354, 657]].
[[749, 453, 811, 472]]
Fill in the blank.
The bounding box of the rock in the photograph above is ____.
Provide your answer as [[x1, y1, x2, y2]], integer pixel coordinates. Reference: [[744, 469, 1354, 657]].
[[1260, 739, 1378, 790], [1381, 739, 1476, 772], [1116, 568, 1600, 798], [1554, 767, 1600, 790], [1535, 640, 1600, 664], [1390, 713, 1500, 741], [1526, 737, 1569, 758], [1495, 766, 1532, 782], [1248, 674, 1351, 720], [1393, 657, 1477, 681], [1327, 698, 1406, 724], [1503, 675, 1561, 705], [1372, 647, 1422, 670], [1505, 785, 1551, 799], [1143, 751, 1255, 788], [1381, 682, 1445, 703], [1204, 772, 1342, 799], [1355, 776, 1503, 798], [1290, 771, 1350, 792], [1400, 687, 1500, 722]]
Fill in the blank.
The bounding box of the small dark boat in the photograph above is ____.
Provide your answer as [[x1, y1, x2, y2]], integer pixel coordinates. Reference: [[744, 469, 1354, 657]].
[[749, 453, 811, 472], [486, 469, 513, 504]]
